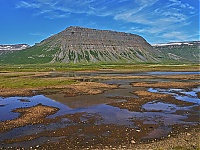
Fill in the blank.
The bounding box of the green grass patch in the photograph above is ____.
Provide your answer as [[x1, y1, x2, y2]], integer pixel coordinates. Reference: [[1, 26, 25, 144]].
[[0, 76, 76, 89]]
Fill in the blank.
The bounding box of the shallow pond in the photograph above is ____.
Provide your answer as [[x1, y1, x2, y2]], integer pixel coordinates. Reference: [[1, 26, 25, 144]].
[[0, 71, 199, 148]]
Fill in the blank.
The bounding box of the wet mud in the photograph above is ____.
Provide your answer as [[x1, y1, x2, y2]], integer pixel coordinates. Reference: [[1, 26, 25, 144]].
[[0, 104, 59, 133], [0, 71, 199, 149]]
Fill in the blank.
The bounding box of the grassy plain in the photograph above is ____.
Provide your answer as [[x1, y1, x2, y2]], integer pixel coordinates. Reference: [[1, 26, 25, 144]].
[[0, 63, 199, 72], [0, 63, 199, 89], [0, 63, 199, 96], [0, 74, 76, 89]]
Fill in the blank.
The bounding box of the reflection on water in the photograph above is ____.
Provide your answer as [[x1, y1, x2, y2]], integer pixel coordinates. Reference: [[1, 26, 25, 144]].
[[142, 101, 180, 113], [43, 71, 200, 78], [148, 87, 200, 104], [0, 71, 199, 148], [0, 95, 192, 146], [147, 71, 200, 75], [0, 95, 71, 121]]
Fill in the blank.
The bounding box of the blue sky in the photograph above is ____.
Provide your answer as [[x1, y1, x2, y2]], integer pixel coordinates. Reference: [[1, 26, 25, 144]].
[[0, 0, 199, 46]]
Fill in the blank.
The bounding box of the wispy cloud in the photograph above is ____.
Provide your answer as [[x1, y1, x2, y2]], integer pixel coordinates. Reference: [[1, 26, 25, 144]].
[[16, 0, 114, 18], [162, 31, 188, 41], [16, 1, 40, 9], [161, 31, 199, 42], [16, 0, 198, 43], [115, 0, 198, 42], [115, 0, 195, 25], [30, 32, 46, 37]]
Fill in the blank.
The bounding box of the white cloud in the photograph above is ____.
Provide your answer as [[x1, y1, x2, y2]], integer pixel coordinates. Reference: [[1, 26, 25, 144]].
[[16, 0, 115, 18], [16, 0, 196, 23], [16, 1, 40, 9], [16, 0, 198, 43], [114, 0, 195, 24], [116, 0, 198, 42], [30, 32, 45, 36], [161, 31, 199, 42], [162, 31, 187, 40]]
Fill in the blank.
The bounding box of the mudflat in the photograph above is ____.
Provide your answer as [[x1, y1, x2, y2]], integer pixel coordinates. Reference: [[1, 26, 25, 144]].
[[0, 70, 199, 149]]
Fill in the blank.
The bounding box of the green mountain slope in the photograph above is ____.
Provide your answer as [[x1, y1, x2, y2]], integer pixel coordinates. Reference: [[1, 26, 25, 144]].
[[0, 43, 58, 64], [153, 41, 200, 63]]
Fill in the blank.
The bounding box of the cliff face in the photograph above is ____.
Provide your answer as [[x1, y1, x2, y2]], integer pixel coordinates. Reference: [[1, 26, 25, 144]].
[[0, 27, 160, 64]]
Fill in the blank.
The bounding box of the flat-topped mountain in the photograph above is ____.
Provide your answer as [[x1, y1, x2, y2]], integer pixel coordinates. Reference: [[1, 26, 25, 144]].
[[0, 26, 160, 64], [44, 26, 159, 63]]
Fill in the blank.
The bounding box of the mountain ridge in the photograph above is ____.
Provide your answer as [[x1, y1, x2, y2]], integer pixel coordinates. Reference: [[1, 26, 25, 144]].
[[0, 26, 160, 64], [0, 27, 199, 64]]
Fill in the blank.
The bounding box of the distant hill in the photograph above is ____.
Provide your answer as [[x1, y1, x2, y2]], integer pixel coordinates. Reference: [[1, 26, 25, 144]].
[[0, 26, 160, 64], [152, 41, 200, 63], [0, 44, 30, 56]]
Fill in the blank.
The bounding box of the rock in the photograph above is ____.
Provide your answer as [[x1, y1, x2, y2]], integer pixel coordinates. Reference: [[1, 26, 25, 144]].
[[186, 133, 191, 136], [131, 140, 136, 144], [136, 129, 141, 132]]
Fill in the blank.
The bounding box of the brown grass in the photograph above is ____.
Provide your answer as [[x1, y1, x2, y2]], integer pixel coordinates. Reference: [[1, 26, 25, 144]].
[[157, 74, 200, 80], [132, 81, 200, 89], [62, 82, 118, 96], [133, 90, 169, 99], [0, 104, 59, 133], [0, 81, 118, 97]]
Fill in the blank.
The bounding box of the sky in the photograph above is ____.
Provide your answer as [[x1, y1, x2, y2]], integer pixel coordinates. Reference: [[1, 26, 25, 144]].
[[0, 0, 199, 46]]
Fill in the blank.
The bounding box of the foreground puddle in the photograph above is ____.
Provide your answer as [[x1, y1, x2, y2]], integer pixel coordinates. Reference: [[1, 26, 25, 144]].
[[0, 72, 199, 149], [0, 95, 194, 148]]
